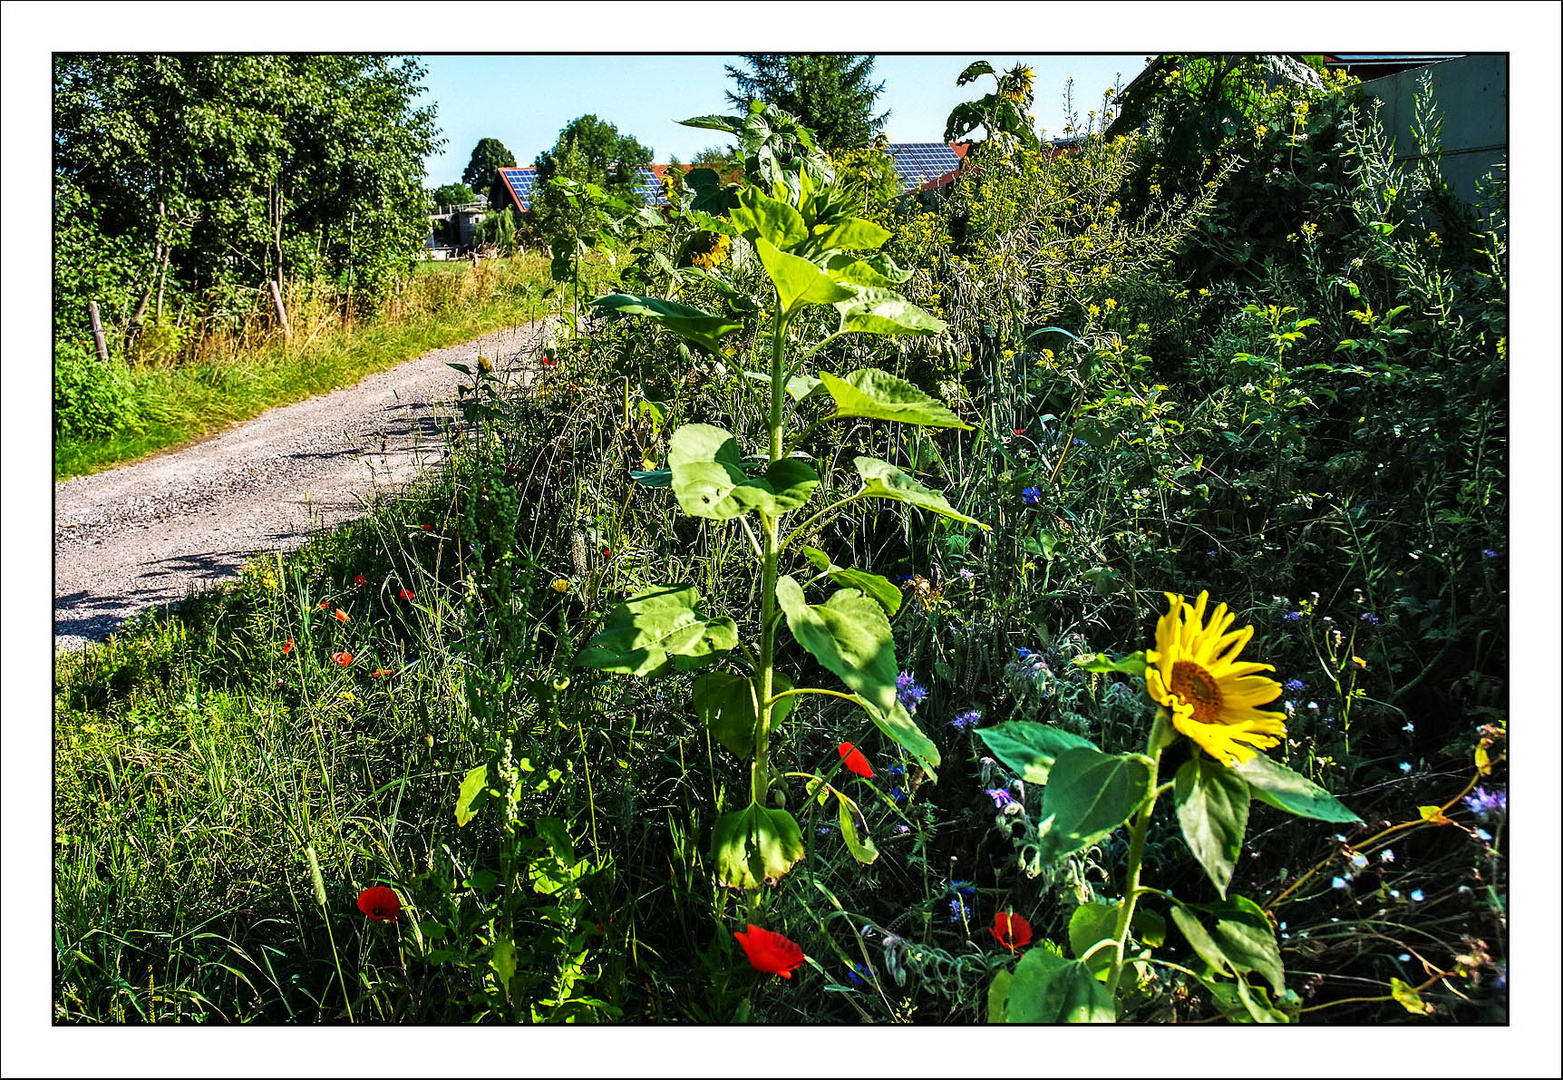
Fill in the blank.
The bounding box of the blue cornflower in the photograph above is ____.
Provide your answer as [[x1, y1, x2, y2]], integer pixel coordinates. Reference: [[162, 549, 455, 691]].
[[1072, 438, 1089, 447], [1464, 786, 1506, 822], [1482, 549, 1498, 559], [1283, 610, 1303, 622], [1015, 647, 1034, 661], [846, 963, 873, 987], [891, 787, 906, 803], [986, 788, 1015, 808], [948, 880, 976, 896], [1021, 486, 1042, 506], [1360, 612, 1380, 625], [886, 764, 906, 780], [896, 672, 928, 711], [1475, 828, 1492, 842], [1284, 678, 1306, 692], [951, 709, 983, 732]]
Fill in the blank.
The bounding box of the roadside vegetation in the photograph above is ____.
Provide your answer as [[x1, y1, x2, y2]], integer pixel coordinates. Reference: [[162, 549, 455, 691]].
[[54, 55, 1506, 1025]]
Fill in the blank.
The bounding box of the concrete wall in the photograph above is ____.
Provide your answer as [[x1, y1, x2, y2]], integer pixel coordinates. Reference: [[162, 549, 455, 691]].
[[1356, 54, 1507, 205]]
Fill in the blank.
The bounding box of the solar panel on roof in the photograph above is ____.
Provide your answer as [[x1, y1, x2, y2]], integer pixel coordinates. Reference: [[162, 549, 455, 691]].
[[887, 144, 961, 191]]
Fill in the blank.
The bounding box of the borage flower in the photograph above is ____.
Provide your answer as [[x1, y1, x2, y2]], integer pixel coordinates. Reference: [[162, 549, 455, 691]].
[[990, 911, 1032, 951], [1145, 591, 1286, 766], [733, 925, 805, 978], [357, 885, 401, 922], [837, 742, 874, 779], [896, 672, 928, 711]]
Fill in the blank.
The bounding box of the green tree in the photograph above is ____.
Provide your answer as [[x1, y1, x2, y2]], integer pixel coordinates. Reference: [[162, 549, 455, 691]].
[[429, 181, 477, 208], [461, 136, 518, 207], [53, 53, 441, 342], [530, 115, 652, 245], [723, 54, 888, 151]]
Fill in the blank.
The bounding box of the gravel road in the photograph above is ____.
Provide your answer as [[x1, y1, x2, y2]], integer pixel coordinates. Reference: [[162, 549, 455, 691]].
[[54, 319, 549, 652]]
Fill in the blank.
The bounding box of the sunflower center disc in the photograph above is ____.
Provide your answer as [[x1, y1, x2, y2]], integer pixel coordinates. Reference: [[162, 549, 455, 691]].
[[1171, 660, 1223, 723]]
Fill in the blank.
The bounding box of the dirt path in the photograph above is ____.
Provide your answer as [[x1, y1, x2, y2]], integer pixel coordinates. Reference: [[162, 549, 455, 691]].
[[53, 320, 549, 652]]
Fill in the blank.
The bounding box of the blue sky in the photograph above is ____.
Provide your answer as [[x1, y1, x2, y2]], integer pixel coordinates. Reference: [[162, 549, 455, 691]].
[[417, 54, 1151, 186]]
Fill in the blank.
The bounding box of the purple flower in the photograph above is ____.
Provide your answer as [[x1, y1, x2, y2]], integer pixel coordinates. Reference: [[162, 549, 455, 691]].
[[1283, 610, 1302, 622], [951, 709, 983, 732], [1482, 549, 1498, 559], [958, 568, 975, 581], [1284, 678, 1306, 692], [985, 788, 1015, 808], [896, 672, 928, 711], [1360, 612, 1380, 625], [893, 823, 911, 835], [948, 897, 970, 923], [1464, 786, 1506, 822]]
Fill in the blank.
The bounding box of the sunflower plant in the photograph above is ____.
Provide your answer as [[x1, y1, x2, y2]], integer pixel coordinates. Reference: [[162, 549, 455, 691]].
[[570, 103, 985, 913], [979, 591, 1358, 1023]]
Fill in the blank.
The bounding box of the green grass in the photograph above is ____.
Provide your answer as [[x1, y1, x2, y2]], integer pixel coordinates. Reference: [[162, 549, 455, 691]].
[[55, 257, 554, 481]]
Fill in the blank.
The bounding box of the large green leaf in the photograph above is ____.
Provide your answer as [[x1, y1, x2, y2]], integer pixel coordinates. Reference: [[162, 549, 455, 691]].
[[590, 293, 742, 355], [1003, 942, 1115, 1023], [820, 369, 969, 429], [1073, 650, 1149, 677], [573, 584, 737, 679], [693, 671, 794, 760], [711, 802, 805, 889], [833, 790, 879, 865], [1068, 902, 1121, 977], [1170, 895, 1285, 996], [798, 545, 901, 616], [1174, 758, 1250, 899], [667, 423, 818, 519], [853, 457, 986, 528], [774, 575, 896, 719], [848, 692, 939, 775], [1034, 748, 1154, 864], [1234, 753, 1362, 823], [834, 287, 948, 338], [455, 763, 488, 827], [808, 216, 891, 254], [975, 721, 1099, 784], [729, 185, 807, 249], [755, 237, 856, 314], [825, 252, 912, 289]]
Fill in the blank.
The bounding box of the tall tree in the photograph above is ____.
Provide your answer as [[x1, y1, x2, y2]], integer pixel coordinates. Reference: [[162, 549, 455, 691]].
[[724, 55, 888, 151], [530, 115, 652, 244], [461, 137, 517, 207]]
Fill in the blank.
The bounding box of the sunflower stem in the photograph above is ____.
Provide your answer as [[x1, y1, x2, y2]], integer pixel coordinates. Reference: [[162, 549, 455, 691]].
[[1105, 713, 1169, 1007]]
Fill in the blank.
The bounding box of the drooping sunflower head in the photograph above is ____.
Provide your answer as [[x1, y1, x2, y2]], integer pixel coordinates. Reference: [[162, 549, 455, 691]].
[[687, 230, 732, 270], [1146, 591, 1285, 766], [1003, 65, 1036, 103]]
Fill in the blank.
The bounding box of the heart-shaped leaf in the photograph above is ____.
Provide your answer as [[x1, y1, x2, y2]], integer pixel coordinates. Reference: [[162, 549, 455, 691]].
[[975, 721, 1099, 784], [755, 237, 856, 314], [1033, 748, 1154, 864], [775, 575, 897, 719], [668, 424, 819, 519], [1174, 757, 1250, 898], [853, 457, 987, 528], [711, 801, 805, 889], [821, 369, 969, 429], [693, 671, 795, 760], [1234, 753, 1361, 823], [798, 545, 902, 616], [573, 584, 736, 678]]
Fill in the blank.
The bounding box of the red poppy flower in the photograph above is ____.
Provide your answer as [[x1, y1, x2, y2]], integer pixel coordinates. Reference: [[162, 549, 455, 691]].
[[421, 524, 434, 531], [334, 608, 351, 623], [319, 601, 330, 610], [353, 574, 367, 587], [990, 911, 1033, 951], [601, 547, 612, 558], [282, 638, 293, 655], [1013, 428, 1026, 436], [398, 587, 415, 601], [332, 651, 353, 667], [733, 925, 805, 978], [357, 885, 401, 922], [837, 742, 874, 779], [371, 668, 393, 678]]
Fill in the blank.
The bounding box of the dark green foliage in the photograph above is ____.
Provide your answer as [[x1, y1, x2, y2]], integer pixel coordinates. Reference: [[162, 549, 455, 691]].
[[530, 115, 654, 247], [53, 339, 145, 441], [53, 53, 441, 344], [724, 54, 888, 152], [429, 181, 477, 208], [461, 136, 518, 206]]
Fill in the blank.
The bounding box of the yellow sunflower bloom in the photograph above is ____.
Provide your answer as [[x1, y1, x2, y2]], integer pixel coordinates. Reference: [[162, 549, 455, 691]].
[[1145, 591, 1285, 766]]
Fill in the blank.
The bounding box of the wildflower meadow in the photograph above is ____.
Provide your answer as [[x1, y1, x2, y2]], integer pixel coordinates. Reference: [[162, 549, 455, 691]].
[[52, 56, 1509, 1029]]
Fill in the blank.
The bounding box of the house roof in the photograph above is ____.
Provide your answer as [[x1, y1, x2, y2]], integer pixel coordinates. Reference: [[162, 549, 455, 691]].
[[496, 163, 680, 212]]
